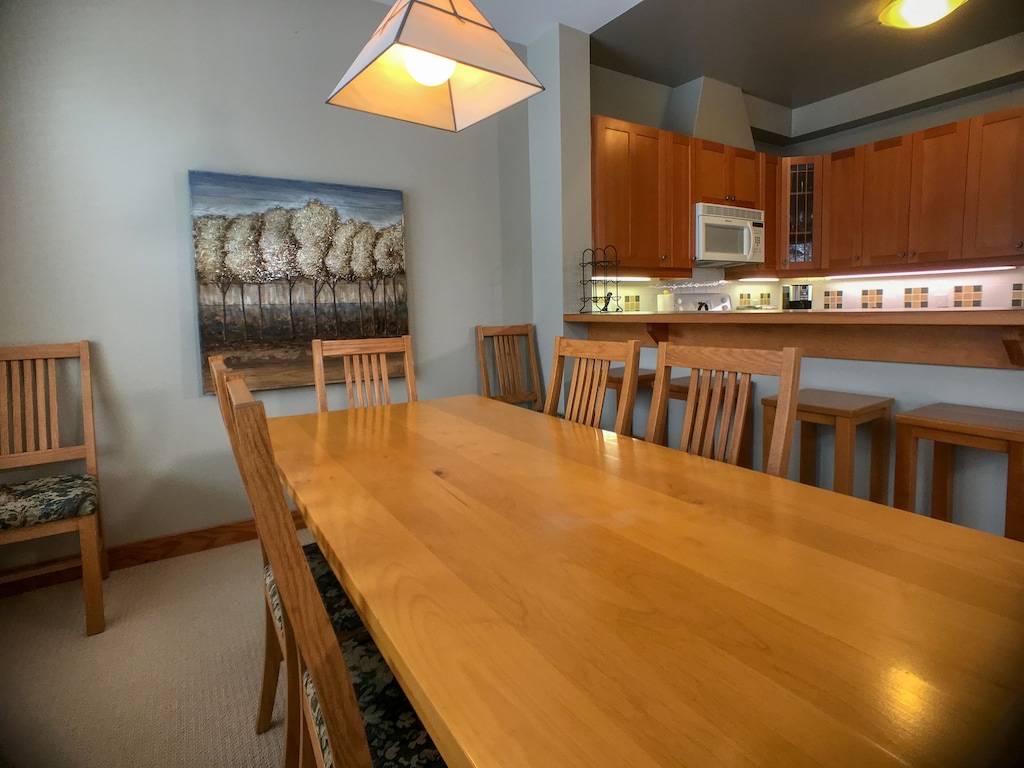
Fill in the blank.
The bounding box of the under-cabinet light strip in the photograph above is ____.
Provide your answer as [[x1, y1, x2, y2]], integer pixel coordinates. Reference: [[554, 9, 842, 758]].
[[824, 266, 1016, 280]]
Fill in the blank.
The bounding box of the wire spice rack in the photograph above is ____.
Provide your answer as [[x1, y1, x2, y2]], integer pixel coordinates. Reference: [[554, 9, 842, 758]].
[[579, 246, 621, 313]]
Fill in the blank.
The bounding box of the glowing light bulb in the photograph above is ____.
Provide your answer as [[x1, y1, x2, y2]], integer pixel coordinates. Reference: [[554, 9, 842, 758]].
[[402, 47, 456, 87], [879, 0, 969, 29]]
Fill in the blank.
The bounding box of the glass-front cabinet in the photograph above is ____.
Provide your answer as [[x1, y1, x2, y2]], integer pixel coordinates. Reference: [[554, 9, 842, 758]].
[[779, 156, 822, 270]]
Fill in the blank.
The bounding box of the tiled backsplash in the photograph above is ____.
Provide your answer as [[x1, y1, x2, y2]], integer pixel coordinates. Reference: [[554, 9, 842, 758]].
[[589, 266, 1024, 312]]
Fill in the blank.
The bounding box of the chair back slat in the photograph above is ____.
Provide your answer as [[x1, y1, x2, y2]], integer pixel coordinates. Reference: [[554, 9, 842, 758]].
[[544, 337, 640, 436], [475, 325, 544, 410], [646, 343, 801, 478], [314, 336, 416, 413], [0, 344, 95, 472]]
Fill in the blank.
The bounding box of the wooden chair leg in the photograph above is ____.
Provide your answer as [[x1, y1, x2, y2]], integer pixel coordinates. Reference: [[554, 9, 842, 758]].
[[931, 442, 956, 523], [298, 706, 317, 768], [893, 425, 917, 513], [282, 624, 301, 768], [99, 529, 110, 579], [257, 597, 282, 734], [1007, 441, 1024, 542], [869, 412, 891, 505], [799, 421, 818, 487], [79, 515, 106, 636]]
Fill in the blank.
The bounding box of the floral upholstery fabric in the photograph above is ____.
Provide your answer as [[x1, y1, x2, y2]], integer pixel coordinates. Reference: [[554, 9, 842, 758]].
[[0, 474, 98, 531], [302, 633, 446, 768], [263, 543, 364, 638]]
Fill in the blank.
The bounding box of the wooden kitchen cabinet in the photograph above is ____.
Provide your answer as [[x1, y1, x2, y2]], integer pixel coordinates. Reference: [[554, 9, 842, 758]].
[[777, 155, 822, 271], [861, 135, 912, 265], [591, 115, 693, 271], [728, 154, 780, 278], [907, 120, 969, 264], [692, 139, 762, 208], [822, 146, 864, 272], [963, 105, 1024, 261]]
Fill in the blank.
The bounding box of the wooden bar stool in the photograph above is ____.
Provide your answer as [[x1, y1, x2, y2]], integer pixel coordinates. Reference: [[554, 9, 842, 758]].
[[894, 403, 1024, 541], [762, 388, 894, 502]]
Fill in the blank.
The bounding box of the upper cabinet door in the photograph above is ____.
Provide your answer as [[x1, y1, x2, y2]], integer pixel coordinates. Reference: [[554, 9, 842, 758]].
[[778, 155, 822, 271], [730, 148, 762, 209], [861, 136, 912, 265], [591, 115, 693, 271], [822, 147, 865, 272], [591, 116, 662, 268], [963, 106, 1024, 260], [908, 121, 969, 264], [662, 131, 693, 269], [693, 140, 762, 208]]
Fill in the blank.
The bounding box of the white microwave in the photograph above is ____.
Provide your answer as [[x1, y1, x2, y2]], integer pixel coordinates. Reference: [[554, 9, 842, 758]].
[[694, 203, 765, 267]]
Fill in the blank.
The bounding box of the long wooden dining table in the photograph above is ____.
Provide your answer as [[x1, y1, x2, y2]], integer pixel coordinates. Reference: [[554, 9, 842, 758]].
[[267, 394, 1024, 768]]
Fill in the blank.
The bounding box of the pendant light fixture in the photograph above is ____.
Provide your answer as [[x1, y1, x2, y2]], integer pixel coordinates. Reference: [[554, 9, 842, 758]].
[[878, 0, 969, 29], [327, 0, 544, 132]]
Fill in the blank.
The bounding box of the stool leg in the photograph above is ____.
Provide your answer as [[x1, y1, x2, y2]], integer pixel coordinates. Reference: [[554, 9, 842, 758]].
[[869, 411, 891, 505], [893, 424, 917, 513], [931, 442, 955, 523], [1007, 442, 1024, 542], [799, 422, 818, 487], [832, 417, 855, 497]]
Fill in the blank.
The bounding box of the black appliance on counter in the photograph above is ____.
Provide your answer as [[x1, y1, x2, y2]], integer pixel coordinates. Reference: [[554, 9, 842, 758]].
[[783, 284, 813, 310]]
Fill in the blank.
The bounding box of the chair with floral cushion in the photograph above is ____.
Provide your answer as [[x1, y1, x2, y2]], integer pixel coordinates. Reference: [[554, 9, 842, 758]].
[[210, 356, 367, 768], [224, 373, 446, 768], [0, 341, 106, 635]]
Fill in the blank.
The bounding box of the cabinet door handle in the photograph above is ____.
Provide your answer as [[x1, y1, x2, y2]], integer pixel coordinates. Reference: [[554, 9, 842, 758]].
[[1016, 241, 1023, 248], [897, 251, 905, 259], [853, 255, 860, 262], [660, 254, 667, 261], [909, 250, 916, 257]]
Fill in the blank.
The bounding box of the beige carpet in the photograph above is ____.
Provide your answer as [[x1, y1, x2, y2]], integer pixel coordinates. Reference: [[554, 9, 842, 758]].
[[0, 539, 286, 768]]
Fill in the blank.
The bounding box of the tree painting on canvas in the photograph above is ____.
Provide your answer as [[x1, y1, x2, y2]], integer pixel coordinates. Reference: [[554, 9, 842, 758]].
[[189, 171, 407, 393]]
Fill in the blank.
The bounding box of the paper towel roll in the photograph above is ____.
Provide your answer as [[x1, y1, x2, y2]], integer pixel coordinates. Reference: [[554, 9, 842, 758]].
[[656, 293, 674, 312]]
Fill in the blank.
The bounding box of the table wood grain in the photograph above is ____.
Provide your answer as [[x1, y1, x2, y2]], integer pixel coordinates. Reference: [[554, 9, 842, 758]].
[[267, 395, 1024, 768]]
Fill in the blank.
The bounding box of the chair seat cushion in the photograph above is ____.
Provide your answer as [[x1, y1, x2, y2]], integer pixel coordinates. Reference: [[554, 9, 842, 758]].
[[264, 542, 364, 639], [302, 632, 445, 768], [0, 473, 98, 531]]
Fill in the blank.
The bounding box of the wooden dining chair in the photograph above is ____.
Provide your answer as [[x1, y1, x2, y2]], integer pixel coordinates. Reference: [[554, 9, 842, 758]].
[[224, 375, 445, 768], [312, 336, 417, 413], [645, 343, 802, 478], [544, 337, 642, 436], [475, 324, 543, 410], [209, 356, 364, 768], [0, 341, 107, 635]]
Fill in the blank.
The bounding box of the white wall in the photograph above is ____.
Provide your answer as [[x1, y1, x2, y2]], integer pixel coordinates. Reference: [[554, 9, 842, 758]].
[[0, 0, 533, 559]]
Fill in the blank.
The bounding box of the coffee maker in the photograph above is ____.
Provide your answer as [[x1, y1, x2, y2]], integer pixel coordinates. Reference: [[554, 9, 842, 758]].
[[783, 284, 813, 310]]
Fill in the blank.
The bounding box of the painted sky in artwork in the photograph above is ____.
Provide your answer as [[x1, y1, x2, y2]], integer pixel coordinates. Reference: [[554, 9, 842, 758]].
[[188, 171, 404, 228]]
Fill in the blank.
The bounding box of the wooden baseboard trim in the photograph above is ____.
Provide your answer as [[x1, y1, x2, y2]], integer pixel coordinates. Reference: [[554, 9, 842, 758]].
[[0, 512, 305, 599]]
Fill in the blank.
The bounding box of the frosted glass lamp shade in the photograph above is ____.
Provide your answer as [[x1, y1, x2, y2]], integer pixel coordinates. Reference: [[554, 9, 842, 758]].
[[327, 0, 544, 132], [878, 0, 969, 28]]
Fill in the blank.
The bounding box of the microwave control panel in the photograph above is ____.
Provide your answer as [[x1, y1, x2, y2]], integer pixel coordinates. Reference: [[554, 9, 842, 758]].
[[751, 221, 764, 260]]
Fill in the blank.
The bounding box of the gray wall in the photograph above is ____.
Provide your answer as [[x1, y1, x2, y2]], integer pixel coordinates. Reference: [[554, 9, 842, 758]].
[[0, 0, 534, 560]]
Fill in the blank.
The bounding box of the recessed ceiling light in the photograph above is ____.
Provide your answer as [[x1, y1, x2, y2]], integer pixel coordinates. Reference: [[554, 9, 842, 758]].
[[878, 0, 969, 29]]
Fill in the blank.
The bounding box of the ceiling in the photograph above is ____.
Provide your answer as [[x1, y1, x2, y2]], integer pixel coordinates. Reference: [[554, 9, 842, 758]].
[[589, 0, 1024, 108], [380, 1, 1024, 111]]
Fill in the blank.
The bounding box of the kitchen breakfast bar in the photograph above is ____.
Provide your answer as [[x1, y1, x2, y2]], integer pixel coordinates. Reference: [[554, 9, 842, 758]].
[[566, 308, 1024, 370]]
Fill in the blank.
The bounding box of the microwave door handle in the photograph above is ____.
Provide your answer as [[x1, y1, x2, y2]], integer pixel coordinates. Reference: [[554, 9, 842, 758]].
[[743, 225, 752, 257]]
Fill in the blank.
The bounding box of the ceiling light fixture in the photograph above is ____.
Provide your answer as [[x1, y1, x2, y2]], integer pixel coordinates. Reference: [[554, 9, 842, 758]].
[[825, 265, 1015, 280], [878, 0, 969, 29], [327, 0, 544, 132]]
